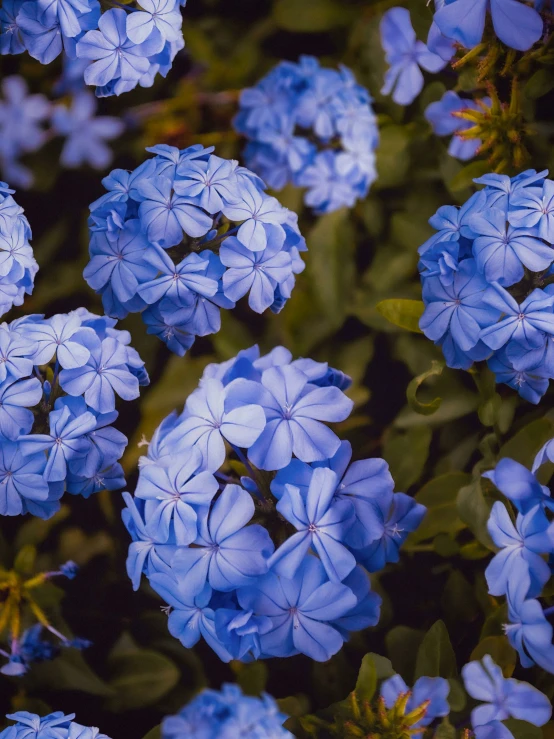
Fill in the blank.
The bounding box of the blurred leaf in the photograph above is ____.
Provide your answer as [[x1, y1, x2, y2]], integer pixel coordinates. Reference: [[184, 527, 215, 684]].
[[385, 626, 424, 683], [383, 426, 432, 491], [457, 478, 496, 550], [107, 647, 180, 711], [414, 620, 457, 680], [409, 472, 470, 543], [503, 720, 542, 739], [470, 636, 517, 677], [499, 418, 554, 468], [14, 507, 70, 551], [232, 660, 268, 696], [29, 649, 115, 697], [448, 160, 490, 192], [306, 208, 355, 328], [273, 0, 351, 32], [434, 718, 456, 739], [441, 570, 479, 623], [14, 545, 37, 575], [142, 727, 162, 739], [525, 68, 554, 99], [375, 125, 411, 188], [376, 299, 424, 333], [355, 654, 377, 702], [446, 678, 466, 712], [406, 359, 444, 416]]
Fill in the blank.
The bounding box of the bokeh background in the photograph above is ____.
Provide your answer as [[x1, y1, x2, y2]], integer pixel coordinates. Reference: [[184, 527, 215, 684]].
[[2, 0, 554, 735]]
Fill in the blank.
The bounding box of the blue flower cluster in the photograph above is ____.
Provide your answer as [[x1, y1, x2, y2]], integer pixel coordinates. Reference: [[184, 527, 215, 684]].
[[419, 169, 554, 403], [462, 654, 552, 738], [425, 91, 492, 161], [0, 76, 124, 188], [380, 8, 448, 107], [161, 683, 292, 738], [432, 0, 544, 53], [0, 182, 37, 317], [0, 0, 185, 97], [123, 345, 425, 662], [0, 309, 148, 519], [0, 711, 110, 739], [84, 147, 306, 355], [483, 443, 554, 674], [234, 56, 379, 214]]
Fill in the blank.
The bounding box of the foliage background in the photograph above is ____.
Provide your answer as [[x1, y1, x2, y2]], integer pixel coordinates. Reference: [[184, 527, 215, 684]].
[[2, 0, 554, 735]]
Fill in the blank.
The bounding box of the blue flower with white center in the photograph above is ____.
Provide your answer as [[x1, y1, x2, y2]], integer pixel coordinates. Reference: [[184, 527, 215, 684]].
[[0, 439, 49, 516], [0, 377, 42, 440], [462, 654, 552, 731], [126, 0, 182, 49], [85, 146, 306, 355], [235, 56, 378, 213], [380, 7, 447, 106], [510, 179, 554, 242]]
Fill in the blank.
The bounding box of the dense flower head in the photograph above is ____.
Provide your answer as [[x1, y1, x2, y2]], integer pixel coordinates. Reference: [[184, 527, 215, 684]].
[[483, 448, 554, 674], [0, 181, 37, 317], [0, 711, 111, 738], [161, 683, 292, 738], [0, 308, 148, 519], [123, 345, 425, 662], [234, 56, 379, 214], [0, 1, 185, 98], [419, 169, 554, 403], [84, 147, 306, 355]]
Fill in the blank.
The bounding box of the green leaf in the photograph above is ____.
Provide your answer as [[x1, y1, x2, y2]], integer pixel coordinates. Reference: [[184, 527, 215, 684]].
[[448, 160, 490, 191], [385, 626, 425, 683], [374, 125, 411, 189], [525, 68, 554, 99], [13, 545, 36, 575], [355, 655, 377, 702], [457, 478, 496, 550], [406, 360, 445, 416], [434, 718, 457, 739], [107, 648, 180, 711], [446, 679, 466, 712], [499, 418, 554, 468], [232, 660, 268, 696], [273, 0, 351, 31], [376, 299, 424, 333], [414, 620, 457, 680], [142, 727, 162, 739], [470, 636, 517, 677], [503, 720, 543, 739], [383, 426, 432, 491], [441, 570, 478, 623], [306, 208, 355, 328], [409, 472, 471, 543], [28, 650, 115, 697]]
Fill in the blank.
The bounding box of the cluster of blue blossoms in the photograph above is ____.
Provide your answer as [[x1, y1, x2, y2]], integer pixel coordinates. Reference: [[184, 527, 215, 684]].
[[0, 308, 148, 519], [234, 56, 379, 214], [123, 345, 425, 663], [0, 182, 37, 317], [0, 711, 110, 738], [484, 442, 554, 675], [419, 169, 554, 403], [0, 76, 124, 188], [0, 0, 186, 97], [425, 91, 492, 162], [162, 684, 292, 738], [84, 146, 306, 356]]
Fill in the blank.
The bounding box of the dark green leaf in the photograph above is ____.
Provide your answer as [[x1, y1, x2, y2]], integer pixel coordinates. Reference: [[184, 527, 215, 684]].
[[28, 650, 115, 697], [448, 160, 490, 191], [232, 660, 268, 696], [142, 727, 162, 739], [355, 654, 377, 702], [383, 426, 432, 491], [499, 418, 554, 468], [414, 620, 457, 679], [409, 472, 470, 543], [107, 648, 180, 711], [434, 718, 457, 739], [273, 0, 351, 32], [457, 478, 496, 550], [385, 626, 425, 683], [525, 68, 554, 99], [406, 359, 445, 415], [503, 720, 543, 739], [376, 299, 424, 333]]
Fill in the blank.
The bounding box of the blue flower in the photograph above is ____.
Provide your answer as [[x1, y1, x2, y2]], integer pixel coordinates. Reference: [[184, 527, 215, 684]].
[[480, 285, 554, 351], [59, 334, 140, 412], [0, 377, 42, 440], [269, 466, 356, 582], [0, 324, 35, 382], [20, 312, 93, 369], [126, 0, 182, 48], [233, 364, 354, 470], [488, 348, 549, 404], [380, 7, 446, 106], [214, 608, 273, 662], [18, 403, 96, 481], [296, 150, 360, 215], [380, 674, 450, 727], [221, 181, 288, 252], [1, 711, 75, 738], [357, 493, 426, 572], [76, 8, 161, 93], [220, 227, 293, 313], [462, 654, 552, 729], [504, 561, 554, 672], [483, 457, 554, 514], [475, 170, 548, 212], [425, 91, 491, 161], [485, 501, 552, 597], [434, 0, 543, 52], [0, 1, 27, 54], [469, 208, 554, 286], [134, 449, 218, 545], [148, 574, 232, 661], [173, 154, 237, 214], [237, 556, 356, 661], [0, 438, 49, 516], [51, 91, 124, 169], [139, 249, 217, 306], [509, 179, 554, 243], [172, 484, 274, 594], [160, 377, 265, 471]]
